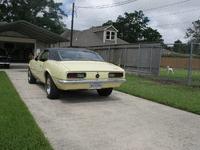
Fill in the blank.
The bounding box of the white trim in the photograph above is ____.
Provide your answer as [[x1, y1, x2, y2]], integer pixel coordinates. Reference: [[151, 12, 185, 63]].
[[103, 31, 106, 42], [104, 25, 118, 32]]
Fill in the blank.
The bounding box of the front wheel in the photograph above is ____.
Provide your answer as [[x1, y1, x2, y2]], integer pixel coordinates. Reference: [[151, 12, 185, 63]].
[[97, 88, 113, 96], [46, 74, 60, 99], [28, 68, 36, 84]]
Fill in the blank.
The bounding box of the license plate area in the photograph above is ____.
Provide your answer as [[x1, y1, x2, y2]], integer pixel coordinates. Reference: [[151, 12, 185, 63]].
[[90, 82, 102, 89]]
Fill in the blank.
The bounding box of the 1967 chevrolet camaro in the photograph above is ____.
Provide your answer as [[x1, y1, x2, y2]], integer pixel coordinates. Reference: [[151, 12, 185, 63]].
[[28, 48, 126, 99]]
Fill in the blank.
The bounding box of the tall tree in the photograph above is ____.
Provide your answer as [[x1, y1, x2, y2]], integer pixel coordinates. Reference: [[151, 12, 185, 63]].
[[185, 20, 200, 54], [0, 0, 67, 34], [185, 20, 200, 43], [102, 11, 163, 43]]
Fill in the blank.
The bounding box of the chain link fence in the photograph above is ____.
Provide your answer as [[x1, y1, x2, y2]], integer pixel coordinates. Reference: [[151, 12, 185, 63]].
[[160, 42, 200, 87]]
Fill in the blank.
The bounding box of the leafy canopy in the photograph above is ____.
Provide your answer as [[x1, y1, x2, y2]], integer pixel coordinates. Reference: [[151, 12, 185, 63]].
[[0, 0, 67, 34], [102, 11, 163, 43]]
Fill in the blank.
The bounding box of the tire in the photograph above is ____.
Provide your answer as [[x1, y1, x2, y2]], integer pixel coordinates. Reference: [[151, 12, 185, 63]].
[[4, 64, 10, 68], [28, 68, 36, 84], [97, 88, 113, 96], [46, 74, 60, 99]]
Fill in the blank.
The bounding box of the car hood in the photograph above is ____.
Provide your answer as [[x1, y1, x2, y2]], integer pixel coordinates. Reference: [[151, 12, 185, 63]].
[[58, 61, 124, 72]]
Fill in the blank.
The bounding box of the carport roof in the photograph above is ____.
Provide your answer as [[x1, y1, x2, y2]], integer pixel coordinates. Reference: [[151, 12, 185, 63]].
[[0, 20, 69, 43]]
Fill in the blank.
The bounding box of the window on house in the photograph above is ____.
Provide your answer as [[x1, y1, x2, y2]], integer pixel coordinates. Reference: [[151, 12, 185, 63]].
[[106, 31, 115, 40], [106, 31, 110, 39], [111, 32, 115, 39]]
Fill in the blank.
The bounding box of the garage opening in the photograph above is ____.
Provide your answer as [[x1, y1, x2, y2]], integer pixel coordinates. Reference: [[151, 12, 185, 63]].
[[3, 42, 34, 63]]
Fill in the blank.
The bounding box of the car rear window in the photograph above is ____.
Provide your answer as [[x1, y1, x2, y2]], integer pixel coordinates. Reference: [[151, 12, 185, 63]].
[[58, 50, 104, 62], [0, 49, 7, 55]]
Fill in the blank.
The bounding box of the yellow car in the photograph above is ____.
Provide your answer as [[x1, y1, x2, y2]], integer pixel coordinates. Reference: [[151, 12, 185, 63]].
[[28, 48, 126, 99]]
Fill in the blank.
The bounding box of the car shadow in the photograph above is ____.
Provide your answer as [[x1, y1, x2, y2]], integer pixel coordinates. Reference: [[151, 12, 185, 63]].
[[59, 90, 120, 103], [35, 82, 120, 103]]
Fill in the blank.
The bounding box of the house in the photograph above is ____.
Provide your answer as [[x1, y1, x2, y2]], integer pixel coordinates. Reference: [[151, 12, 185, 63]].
[[54, 25, 129, 48], [0, 20, 68, 62]]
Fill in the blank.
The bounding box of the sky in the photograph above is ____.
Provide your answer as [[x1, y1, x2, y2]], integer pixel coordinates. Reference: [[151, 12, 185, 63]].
[[55, 0, 200, 44]]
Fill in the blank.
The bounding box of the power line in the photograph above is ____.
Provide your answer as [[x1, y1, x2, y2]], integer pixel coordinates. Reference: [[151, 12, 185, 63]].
[[74, 8, 198, 22], [151, 21, 192, 27], [76, 0, 137, 9], [74, 0, 193, 21], [142, 0, 191, 12], [149, 8, 199, 19]]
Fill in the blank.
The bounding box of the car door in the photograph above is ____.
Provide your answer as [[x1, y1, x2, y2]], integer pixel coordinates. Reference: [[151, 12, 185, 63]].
[[37, 51, 49, 83]]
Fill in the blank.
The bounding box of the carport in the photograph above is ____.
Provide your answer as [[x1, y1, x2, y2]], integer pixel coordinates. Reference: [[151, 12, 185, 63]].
[[0, 20, 69, 62]]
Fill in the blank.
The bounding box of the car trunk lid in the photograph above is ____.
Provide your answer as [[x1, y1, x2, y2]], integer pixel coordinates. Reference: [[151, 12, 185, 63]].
[[58, 61, 123, 72]]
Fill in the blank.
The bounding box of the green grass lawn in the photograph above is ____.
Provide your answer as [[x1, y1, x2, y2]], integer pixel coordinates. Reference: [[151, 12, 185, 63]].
[[0, 71, 53, 150], [159, 67, 200, 85], [115, 74, 200, 115]]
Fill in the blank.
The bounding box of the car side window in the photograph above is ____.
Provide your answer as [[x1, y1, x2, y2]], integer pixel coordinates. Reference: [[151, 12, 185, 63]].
[[39, 51, 49, 61]]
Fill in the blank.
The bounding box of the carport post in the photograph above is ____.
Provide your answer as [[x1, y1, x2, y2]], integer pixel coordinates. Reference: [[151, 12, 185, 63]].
[[188, 42, 193, 86], [124, 46, 127, 69], [137, 44, 141, 76]]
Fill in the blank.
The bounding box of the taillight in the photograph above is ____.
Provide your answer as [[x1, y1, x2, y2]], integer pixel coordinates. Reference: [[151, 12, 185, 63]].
[[108, 73, 123, 78], [67, 73, 86, 78]]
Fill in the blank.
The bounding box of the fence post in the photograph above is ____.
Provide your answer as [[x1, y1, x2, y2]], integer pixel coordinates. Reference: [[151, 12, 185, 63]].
[[188, 42, 193, 86], [124, 46, 127, 69], [157, 45, 162, 77], [150, 46, 153, 73], [137, 44, 141, 76]]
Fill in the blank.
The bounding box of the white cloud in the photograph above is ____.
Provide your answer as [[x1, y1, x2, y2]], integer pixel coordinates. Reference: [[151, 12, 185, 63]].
[[58, 0, 200, 43]]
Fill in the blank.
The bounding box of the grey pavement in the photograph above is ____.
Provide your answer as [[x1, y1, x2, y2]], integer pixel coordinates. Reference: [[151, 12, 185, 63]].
[[1, 63, 200, 150]]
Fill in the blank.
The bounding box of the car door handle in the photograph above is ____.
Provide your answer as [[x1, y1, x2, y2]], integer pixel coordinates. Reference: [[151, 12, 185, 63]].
[[40, 64, 43, 67]]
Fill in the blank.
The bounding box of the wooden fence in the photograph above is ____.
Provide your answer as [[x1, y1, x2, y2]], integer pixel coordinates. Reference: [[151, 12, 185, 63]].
[[90, 44, 162, 76], [161, 57, 200, 70]]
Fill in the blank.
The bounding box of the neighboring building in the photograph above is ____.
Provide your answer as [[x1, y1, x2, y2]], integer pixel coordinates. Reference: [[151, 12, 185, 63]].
[[54, 25, 129, 48], [0, 20, 68, 62]]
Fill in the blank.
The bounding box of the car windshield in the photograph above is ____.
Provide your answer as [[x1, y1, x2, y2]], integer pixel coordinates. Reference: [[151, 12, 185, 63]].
[[58, 50, 104, 62], [0, 49, 6, 55]]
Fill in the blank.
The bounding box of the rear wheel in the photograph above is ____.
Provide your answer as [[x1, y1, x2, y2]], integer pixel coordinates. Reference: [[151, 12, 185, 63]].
[[97, 88, 113, 96], [46, 74, 60, 99], [28, 68, 36, 84]]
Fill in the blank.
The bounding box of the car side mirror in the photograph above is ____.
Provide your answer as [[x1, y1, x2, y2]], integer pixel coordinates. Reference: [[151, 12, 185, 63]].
[[35, 56, 38, 61]]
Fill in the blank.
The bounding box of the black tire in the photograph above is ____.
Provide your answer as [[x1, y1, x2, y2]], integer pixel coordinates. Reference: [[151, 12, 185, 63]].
[[97, 88, 113, 96], [46, 74, 60, 99], [4, 64, 10, 69], [28, 68, 36, 84]]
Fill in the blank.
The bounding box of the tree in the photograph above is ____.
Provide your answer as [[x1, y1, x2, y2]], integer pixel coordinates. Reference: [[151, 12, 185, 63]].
[[185, 20, 200, 43], [173, 39, 182, 53], [102, 11, 163, 43], [0, 0, 67, 34], [185, 20, 200, 54]]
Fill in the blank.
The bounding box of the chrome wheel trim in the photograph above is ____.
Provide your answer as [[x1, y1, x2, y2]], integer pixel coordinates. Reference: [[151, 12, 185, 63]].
[[46, 77, 51, 95]]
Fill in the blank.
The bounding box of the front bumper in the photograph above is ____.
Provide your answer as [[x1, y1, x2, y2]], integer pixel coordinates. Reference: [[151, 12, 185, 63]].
[[58, 79, 126, 84]]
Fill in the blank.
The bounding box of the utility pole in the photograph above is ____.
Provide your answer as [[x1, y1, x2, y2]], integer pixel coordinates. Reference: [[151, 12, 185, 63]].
[[70, 2, 75, 47]]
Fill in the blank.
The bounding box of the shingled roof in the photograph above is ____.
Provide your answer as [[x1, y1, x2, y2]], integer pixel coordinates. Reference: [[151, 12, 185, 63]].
[[59, 25, 128, 47]]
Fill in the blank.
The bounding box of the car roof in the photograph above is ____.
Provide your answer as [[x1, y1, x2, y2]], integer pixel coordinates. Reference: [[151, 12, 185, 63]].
[[46, 48, 94, 53]]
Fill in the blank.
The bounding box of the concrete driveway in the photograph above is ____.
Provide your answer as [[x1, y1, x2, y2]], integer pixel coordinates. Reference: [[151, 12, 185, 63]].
[[1, 63, 200, 150]]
